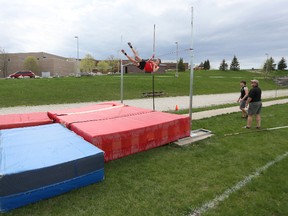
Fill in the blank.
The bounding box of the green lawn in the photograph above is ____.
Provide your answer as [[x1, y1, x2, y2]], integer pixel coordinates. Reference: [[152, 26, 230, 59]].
[[0, 70, 286, 107], [6, 103, 288, 216], [2, 69, 288, 215]]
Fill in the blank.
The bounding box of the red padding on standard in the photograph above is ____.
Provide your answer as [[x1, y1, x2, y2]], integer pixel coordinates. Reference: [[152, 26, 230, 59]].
[[48, 102, 190, 162], [0, 112, 53, 130]]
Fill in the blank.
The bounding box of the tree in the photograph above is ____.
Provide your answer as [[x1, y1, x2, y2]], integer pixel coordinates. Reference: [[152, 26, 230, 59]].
[[219, 59, 228, 71], [263, 57, 275, 71], [23, 56, 39, 73], [106, 55, 119, 72], [263, 57, 275, 78], [0, 48, 8, 78], [97, 61, 110, 73], [277, 57, 287, 70], [230, 55, 240, 71], [178, 58, 186, 71], [203, 59, 210, 70], [80, 54, 96, 72]]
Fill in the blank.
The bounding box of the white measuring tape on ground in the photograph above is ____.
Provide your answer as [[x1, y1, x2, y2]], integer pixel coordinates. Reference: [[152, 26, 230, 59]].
[[188, 151, 288, 216]]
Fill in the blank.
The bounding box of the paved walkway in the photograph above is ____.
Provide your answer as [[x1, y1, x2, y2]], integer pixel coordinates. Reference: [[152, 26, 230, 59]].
[[123, 89, 288, 111], [1, 89, 288, 119], [192, 98, 288, 120]]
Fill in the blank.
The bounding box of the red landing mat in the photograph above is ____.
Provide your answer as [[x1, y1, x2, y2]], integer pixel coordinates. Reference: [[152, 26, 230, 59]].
[[0, 112, 53, 130], [48, 102, 190, 162]]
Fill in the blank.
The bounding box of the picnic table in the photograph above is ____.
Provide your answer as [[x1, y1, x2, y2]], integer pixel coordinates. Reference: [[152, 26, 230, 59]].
[[142, 91, 165, 97]]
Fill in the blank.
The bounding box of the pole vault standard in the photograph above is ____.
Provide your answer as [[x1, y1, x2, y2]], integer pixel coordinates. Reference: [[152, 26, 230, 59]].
[[189, 7, 194, 131], [152, 24, 156, 111], [120, 35, 124, 104]]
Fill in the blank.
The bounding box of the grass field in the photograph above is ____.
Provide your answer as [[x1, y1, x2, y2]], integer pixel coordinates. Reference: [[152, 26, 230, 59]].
[[2, 69, 288, 215], [5, 103, 288, 216], [0, 70, 286, 107]]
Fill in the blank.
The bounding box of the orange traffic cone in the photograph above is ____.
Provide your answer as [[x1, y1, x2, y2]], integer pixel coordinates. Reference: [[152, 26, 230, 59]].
[[175, 105, 179, 111]]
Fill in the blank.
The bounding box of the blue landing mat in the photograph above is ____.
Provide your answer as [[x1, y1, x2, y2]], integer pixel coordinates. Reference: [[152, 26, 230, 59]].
[[0, 124, 104, 212]]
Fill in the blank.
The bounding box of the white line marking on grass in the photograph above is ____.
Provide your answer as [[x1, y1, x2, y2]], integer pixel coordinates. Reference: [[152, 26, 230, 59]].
[[188, 151, 288, 216]]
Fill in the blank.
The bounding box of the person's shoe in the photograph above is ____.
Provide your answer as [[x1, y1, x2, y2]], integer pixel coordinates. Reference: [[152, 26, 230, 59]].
[[256, 127, 261, 129], [121, 49, 127, 55], [128, 42, 133, 48], [243, 126, 250, 129]]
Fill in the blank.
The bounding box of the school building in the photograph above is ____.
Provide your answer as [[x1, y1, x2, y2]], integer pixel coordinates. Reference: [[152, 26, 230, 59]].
[[0, 52, 77, 78]]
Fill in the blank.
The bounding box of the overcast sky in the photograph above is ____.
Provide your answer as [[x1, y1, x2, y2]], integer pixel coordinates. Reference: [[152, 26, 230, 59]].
[[1, 0, 287, 69]]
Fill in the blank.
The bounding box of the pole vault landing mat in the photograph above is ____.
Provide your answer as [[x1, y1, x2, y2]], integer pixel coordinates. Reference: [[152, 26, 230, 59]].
[[0, 112, 53, 130], [48, 102, 190, 162], [0, 124, 104, 212]]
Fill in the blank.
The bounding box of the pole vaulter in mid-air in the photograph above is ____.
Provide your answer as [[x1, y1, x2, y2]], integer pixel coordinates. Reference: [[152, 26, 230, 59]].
[[121, 42, 161, 73]]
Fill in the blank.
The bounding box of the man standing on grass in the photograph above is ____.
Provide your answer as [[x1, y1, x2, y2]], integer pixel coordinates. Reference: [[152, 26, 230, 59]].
[[244, 80, 262, 129], [237, 80, 249, 118]]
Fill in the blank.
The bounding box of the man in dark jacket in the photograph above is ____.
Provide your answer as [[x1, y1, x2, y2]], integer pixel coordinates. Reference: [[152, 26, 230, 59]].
[[244, 80, 262, 129]]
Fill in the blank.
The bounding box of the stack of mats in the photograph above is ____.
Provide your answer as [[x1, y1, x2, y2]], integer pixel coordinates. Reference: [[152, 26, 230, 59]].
[[48, 102, 190, 162], [0, 101, 189, 211], [0, 124, 104, 212], [0, 112, 53, 129]]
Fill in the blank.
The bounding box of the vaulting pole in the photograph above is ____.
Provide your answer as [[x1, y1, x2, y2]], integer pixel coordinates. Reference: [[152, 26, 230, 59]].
[[224, 125, 288, 137], [189, 7, 194, 131]]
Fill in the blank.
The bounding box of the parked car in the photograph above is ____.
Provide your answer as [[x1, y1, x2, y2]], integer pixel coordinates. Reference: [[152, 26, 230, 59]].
[[8, 71, 36, 78]]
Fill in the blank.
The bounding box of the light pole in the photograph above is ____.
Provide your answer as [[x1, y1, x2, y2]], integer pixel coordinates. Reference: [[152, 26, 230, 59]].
[[265, 53, 269, 78], [75, 36, 79, 74], [175, 42, 179, 78]]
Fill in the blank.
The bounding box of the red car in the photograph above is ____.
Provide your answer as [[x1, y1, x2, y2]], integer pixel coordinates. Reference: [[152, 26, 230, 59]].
[[9, 71, 36, 78]]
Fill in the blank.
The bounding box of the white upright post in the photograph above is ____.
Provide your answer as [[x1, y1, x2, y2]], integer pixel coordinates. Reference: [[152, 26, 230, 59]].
[[189, 7, 194, 132], [120, 35, 124, 103], [175, 42, 179, 78], [152, 24, 156, 111], [74, 36, 80, 75]]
